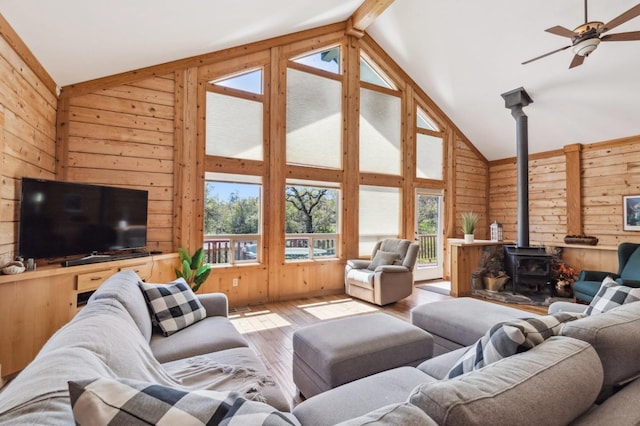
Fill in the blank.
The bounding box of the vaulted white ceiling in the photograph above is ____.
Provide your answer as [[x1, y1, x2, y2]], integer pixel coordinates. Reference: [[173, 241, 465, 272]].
[[1, 0, 639, 160]]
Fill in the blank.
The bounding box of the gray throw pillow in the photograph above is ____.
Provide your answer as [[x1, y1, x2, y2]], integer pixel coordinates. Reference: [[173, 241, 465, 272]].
[[586, 276, 640, 315], [447, 312, 585, 378], [368, 250, 399, 270]]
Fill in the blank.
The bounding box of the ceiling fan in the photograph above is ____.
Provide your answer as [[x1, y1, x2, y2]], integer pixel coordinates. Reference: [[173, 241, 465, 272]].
[[522, 1, 640, 68]]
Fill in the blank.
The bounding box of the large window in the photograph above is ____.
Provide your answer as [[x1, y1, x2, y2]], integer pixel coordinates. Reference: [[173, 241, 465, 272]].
[[358, 185, 401, 256], [359, 52, 402, 176], [204, 68, 265, 265], [204, 173, 261, 265], [416, 107, 443, 180], [286, 47, 342, 169], [285, 181, 339, 260], [206, 69, 263, 161]]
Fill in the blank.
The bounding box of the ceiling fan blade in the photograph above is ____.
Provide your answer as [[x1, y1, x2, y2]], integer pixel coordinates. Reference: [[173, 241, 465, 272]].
[[522, 45, 571, 65], [601, 31, 640, 41], [545, 25, 578, 38], [601, 4, 640, 33], [569, 54, 585, 69]]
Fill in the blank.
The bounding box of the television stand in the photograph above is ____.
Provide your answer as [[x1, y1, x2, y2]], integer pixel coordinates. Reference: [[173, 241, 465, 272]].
[[61, 251, 150, 267]]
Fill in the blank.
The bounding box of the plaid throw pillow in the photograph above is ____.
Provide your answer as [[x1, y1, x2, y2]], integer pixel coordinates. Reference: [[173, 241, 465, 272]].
[[68, 378, 300, 426], [447, 312, 585, 378], [139, 279, 206, 336], [586, 276, 640, 315]]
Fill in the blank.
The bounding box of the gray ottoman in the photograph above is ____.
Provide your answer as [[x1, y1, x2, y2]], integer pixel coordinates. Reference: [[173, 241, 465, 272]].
[[411, 297, 537, 356], [292, 313, 433, 398]]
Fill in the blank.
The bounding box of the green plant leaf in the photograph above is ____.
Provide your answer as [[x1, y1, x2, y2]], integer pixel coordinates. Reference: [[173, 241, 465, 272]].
[[191, 247, 204, 270], [174, 268, 184, 279], [182, 260, 193, 283], [194, 267, 211, 285], [178, 247, 191, 264]]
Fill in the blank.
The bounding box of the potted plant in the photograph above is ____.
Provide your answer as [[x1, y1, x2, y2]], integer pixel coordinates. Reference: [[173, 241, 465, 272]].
[[551, 259, 578, 298], [461, 212, 479, 243], [175, 247, 212, 292], [473, 245, 509, 292]]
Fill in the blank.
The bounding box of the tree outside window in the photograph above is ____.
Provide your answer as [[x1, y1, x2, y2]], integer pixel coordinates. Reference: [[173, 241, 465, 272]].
[[204, 181, 260, 264], [285, 185, 338, 260]]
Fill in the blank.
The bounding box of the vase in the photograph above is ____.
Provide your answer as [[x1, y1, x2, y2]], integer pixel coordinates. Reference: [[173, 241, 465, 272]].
[[555, 280, 573, 298], [483, 276, 509, 292], [464, 234, 474, 243]]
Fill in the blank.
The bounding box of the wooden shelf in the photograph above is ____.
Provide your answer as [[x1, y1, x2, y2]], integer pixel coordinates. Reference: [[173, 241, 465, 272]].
[[0, 253, 176, 284]]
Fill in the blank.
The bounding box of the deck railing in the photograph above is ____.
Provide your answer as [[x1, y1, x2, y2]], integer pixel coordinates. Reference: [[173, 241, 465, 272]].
[[204, 233, 337, 264], [203, 235, 259, 264], [416, 234, 438, 265], [204, 233, 435, 265]]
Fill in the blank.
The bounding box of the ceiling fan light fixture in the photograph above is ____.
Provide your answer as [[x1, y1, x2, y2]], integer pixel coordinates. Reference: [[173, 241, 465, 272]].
[[572, 37, 600, 56]]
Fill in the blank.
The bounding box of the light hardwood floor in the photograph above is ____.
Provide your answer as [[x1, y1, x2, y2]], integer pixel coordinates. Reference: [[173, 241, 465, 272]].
[[227, 281, 546, 408]]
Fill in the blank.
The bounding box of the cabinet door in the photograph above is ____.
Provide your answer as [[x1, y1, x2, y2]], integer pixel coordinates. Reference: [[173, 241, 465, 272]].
[[0, 275, 75, 376]]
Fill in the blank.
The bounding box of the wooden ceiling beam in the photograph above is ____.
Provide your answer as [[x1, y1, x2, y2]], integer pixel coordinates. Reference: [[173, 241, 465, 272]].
[[348, 0, 395, 37]]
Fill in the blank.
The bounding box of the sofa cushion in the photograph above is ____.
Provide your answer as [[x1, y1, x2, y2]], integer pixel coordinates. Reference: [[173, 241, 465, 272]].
[[68, 378, 300, 426], [334, 402, 437, 426], [447, 312, 585, 378], [368, 250, 399, 270], [139, 279, 207, 336], [586, 277, 640, 315], [560, 301, 640, 399], [409, 337, 603, 426], [150, 315, 248, 363], [571, 377, 640, 425], [293, 366, 435, 426]]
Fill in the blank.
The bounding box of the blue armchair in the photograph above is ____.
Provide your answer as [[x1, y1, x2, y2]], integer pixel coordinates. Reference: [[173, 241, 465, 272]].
[[573, 242, 640, 303]]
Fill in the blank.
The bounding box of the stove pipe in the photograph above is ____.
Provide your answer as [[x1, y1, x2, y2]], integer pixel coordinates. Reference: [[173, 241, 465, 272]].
[[501, 87, 533, 248]]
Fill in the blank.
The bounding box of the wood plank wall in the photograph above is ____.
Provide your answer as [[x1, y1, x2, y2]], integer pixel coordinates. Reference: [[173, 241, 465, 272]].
[[489, 135, 640, 248], [58, 75, 176, 254], [0, 18, 57, 266], [454, 135, 489, 239], [0, 18, 495, 305]]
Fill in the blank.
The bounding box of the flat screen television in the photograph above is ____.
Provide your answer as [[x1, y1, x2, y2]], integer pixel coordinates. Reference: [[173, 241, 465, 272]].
[[19, 178, 149, 260]]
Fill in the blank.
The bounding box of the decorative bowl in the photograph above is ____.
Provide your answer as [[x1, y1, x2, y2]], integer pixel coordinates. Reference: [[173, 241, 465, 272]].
[[2, 262, 26, 275]]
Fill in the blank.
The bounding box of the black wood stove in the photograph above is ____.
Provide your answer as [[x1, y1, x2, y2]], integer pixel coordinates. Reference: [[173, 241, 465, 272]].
[[504, 245, 552, 294], [500, 88, 552, 295]]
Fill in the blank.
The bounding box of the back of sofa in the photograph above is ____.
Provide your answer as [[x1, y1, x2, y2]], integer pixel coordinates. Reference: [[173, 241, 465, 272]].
[[0, 297, 175, 424], [560, 301, 640, 400], [408, 337, 603, 426], [89, 269, 152, 341]]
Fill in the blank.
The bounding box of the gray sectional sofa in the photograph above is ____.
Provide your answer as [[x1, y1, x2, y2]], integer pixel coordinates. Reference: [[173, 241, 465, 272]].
[[2, 269, 640, 425], [293, 299, 640, 425], [0, 270, 289, 424]]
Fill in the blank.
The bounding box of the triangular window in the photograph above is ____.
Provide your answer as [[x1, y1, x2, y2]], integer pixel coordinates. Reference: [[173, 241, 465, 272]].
[[360, 54, 394, 89], [417, 107, 439, 131], [212, 69, 263, 95], [292, 47, 340, 74]]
